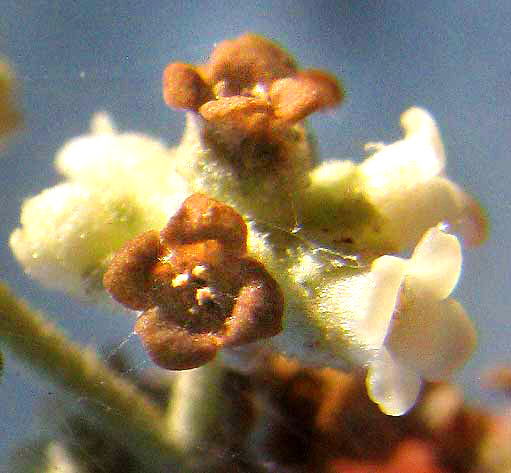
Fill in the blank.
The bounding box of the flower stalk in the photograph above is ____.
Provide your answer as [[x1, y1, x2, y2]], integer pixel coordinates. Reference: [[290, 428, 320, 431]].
[[166, 358, 225, 454], [0, 58, 22, 139], [0, 282, 185, 470]]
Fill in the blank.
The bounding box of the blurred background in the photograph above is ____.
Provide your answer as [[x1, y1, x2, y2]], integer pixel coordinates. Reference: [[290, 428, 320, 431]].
[[1, 0, 510, 467]]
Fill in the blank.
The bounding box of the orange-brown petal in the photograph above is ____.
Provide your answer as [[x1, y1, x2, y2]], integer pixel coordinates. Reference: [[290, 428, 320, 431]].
[[270, 69, 343, 124], [103, 230, 161, 310], [223, 257, 284, 346], [163, 62, 212, 111], [199, 96, 273, 136], [206, 33, 297, 94], [161, 193, 248, 255], [135, 307, 220, 370]]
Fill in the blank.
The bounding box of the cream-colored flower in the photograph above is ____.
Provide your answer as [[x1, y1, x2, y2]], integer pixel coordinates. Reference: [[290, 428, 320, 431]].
[[302, 226, 476, 415], [365, 227, 477, 415], [359, 107, 486, 251], [297, 107, 486, 253], [10, 113, 190, 300]]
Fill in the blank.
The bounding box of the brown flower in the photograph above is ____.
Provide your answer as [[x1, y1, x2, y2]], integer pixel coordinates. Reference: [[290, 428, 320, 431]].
[[103, 193, 284, 370], [162, 33, 343, 134]]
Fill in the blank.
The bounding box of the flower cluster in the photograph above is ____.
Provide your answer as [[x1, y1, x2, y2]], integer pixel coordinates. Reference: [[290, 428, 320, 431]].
[[9, 33, 487, 415]]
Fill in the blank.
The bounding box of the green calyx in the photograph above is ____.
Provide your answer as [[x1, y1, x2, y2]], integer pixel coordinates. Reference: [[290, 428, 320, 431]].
[[296, 161, 385, 251]]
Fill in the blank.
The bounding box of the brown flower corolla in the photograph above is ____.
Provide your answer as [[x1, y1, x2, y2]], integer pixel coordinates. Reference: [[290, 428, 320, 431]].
[[162, 33, 343, 135], [103, 193, 284, 370]]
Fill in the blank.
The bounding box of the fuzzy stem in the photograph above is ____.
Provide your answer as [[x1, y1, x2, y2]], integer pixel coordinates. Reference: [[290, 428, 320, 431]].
[[166, 357, 225, 454], [0, 282, 184, 470]]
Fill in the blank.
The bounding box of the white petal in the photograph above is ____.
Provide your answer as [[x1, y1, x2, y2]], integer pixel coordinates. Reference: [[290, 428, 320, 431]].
[[406, 227, 462, 299], [400, 107, 446, 171], [366, 349, 422, 416], [360, 108, 445, 195], [357, 108, 468, 252], [327, 256, 406, 352], [366, 176, 463, 252], [387, 298, 477, 380], [359, 255, 406, 348]]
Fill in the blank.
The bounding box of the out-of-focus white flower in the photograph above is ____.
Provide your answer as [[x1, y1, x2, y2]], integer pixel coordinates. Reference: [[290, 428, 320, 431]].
[[55, 113, 189, 216], [10, 113, 190, 299], [365, 227, 476, 415]]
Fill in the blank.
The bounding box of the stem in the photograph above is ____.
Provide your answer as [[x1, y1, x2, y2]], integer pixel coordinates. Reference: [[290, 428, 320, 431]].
[[166, 357, 225, 454], [0, 282, 184, 470]]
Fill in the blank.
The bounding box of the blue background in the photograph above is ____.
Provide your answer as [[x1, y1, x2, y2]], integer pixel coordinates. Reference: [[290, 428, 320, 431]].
[[1, 0, 510, 467]]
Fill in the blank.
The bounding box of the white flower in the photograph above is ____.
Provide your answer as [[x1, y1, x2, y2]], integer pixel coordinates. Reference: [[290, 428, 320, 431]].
[[359, 107, 487, 251], [365, 227, 477, 415], [10, 113, 190, 300], [297, 107, 487, 253], [302, 226, 476, 415]]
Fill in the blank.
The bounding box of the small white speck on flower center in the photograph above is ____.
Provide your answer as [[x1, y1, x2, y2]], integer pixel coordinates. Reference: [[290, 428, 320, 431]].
[[196, 286, 215, 305], [172, 272, 190, 288]]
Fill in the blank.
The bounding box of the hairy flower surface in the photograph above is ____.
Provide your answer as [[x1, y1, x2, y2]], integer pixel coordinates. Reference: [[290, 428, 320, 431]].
[[162, 33, 342, 226], [104, 193, 284, 370]]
